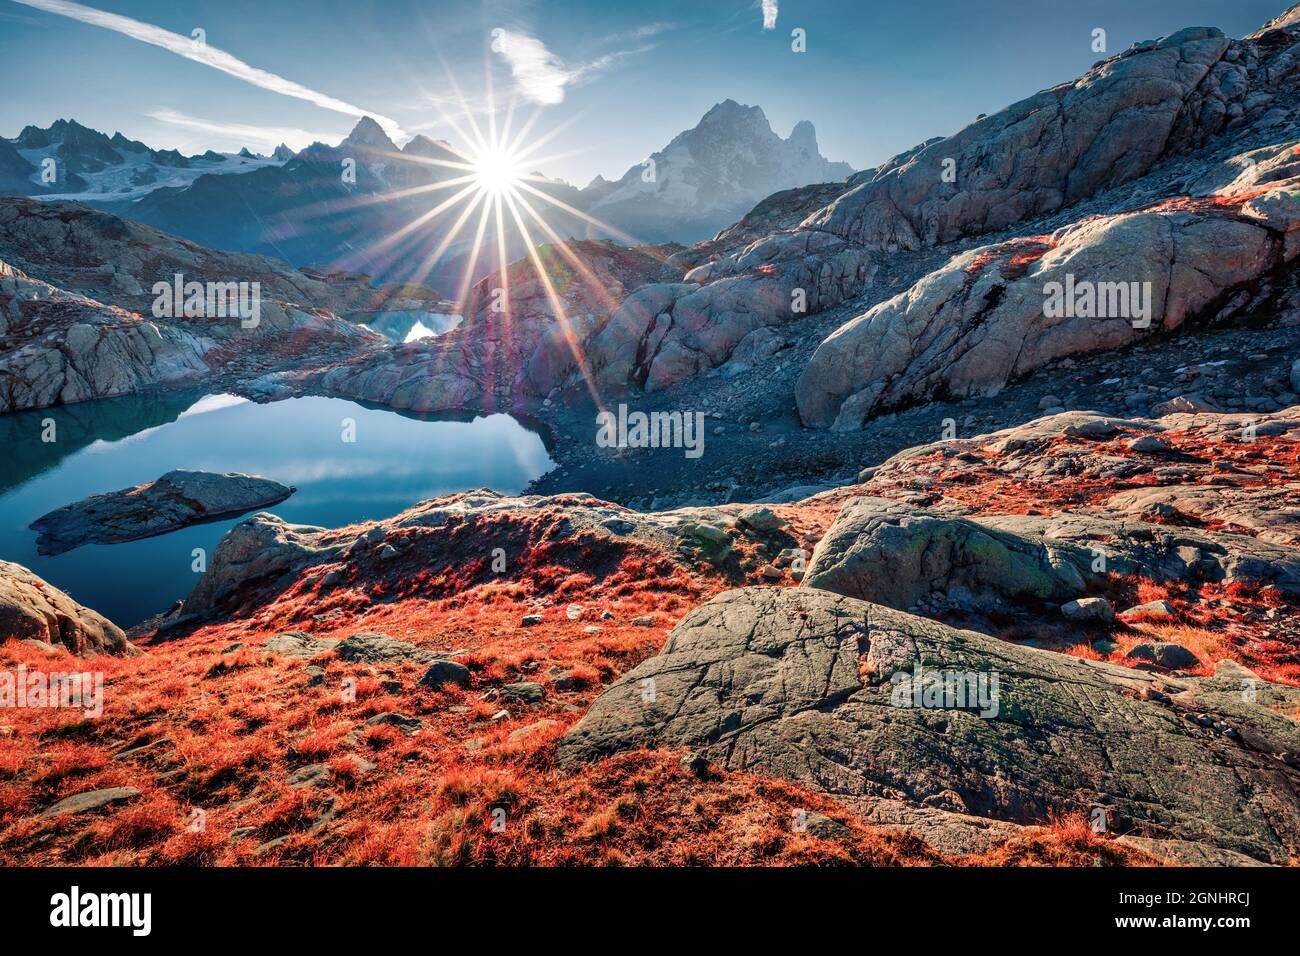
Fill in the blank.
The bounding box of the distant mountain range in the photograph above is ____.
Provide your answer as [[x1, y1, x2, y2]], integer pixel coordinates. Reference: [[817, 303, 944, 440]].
[[0, 118, 285, 201], [585, 99, 854, 244], [1, 103, 853, 294]]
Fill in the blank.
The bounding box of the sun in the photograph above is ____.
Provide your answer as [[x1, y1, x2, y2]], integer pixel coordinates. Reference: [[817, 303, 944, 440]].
[[345, 64, 647, 411], [471, 147, 523, 194]]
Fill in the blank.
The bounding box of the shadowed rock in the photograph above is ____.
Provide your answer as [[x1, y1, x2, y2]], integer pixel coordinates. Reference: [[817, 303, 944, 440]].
[[801, 496, 1300, 614], [1128, 641, 1202, 670], [317, 229, 873, 414], [0, 258, 212, 412], [0, 197, 434, 414]]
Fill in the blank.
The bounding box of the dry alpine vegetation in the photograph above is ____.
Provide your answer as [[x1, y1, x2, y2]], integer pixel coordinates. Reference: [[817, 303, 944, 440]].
[[7, 4, 1300, 868], [3, 402, 1298, 866]]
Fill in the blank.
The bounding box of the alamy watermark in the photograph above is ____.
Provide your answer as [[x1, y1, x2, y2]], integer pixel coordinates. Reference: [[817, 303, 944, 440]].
[[152, 273, 260, 328], [50, 886, 150, 936], [596, 404, 705, 459], [890, 663, 1000, 719], [1043, 273, 1151, 329], [0, 664, 103, 718]]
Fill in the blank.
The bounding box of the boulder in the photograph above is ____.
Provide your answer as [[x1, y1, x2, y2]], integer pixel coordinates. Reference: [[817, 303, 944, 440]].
[[419, 659, 470, 690], [287, 763, 332, 789], [40, 786, 140, 818], [718, 327, 787, 378], [334, 632, 437, 665], [800, 497, 1092, 611], [1126, 434, 1174, 454], [802, 496, 1300, 614], [263, 632, 339, 659], [560, 587, 1300, 863], [1152, 395, 1221, 416], [1061, 597, 1116, 623], [736, 506, 785, 533], [1118, 600, 1178, 621], [798, 187, 1300, 428], [30, 470, 294, 556], [1127, 642, 1202, 670], [0, 560, 131, 656], [502, 681, 545, 705], [363, 712, 423, 735]]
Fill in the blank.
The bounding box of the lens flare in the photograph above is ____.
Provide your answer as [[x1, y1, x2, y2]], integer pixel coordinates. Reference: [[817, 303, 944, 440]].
[[322, 52, 650, 412]]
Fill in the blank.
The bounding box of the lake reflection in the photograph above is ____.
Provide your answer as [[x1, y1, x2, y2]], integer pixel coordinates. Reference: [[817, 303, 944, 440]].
[[0, 393, 553, 626]]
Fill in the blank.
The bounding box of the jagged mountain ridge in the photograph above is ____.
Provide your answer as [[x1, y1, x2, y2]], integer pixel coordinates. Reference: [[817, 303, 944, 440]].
[[587, 99, 854, 243], [5, 103, 851, 289], [1, 118, 286, 201]]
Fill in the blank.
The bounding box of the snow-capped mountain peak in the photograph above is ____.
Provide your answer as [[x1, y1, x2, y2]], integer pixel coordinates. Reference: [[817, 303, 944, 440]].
[[582, 99, 854, 243], [1, 118, 287, 201], [341, 116, 398, 153]]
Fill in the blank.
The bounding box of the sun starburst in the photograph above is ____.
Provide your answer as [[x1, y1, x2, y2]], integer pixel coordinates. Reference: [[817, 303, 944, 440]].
[[331, 54, 648, 412], [469, 146, 524, 194]]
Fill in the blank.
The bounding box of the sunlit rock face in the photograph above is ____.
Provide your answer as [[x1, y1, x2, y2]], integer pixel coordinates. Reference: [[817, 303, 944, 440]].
[[797, 179, 1300, 429], [0, 560, 133, 656]]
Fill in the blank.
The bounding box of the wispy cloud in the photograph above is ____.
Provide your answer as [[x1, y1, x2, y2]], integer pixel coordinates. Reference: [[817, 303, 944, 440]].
[[10, 0, 406, 139], [600, 21, 677, 44], [570, 45, 654, 84], [490, 28, 571, 105], [489, 27, 654, 106], [762, 0, 778, 30], [147, 109, 342, 152]]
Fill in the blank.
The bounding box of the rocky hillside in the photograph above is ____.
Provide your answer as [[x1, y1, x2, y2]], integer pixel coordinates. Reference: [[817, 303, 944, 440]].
[[2, 400, 1297, 865], [207, 13, 1300, 448], [0, 197, 448, 412], [6, 15, 1300, 437]]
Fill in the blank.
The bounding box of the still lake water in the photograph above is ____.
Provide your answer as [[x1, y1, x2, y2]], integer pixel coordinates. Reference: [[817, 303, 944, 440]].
[[0, 393, 554, 627]]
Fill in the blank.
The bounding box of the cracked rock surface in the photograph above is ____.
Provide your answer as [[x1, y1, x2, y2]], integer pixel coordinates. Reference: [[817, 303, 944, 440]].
[[803, 495, 1300, 614], [560, 586, 1300, 864]]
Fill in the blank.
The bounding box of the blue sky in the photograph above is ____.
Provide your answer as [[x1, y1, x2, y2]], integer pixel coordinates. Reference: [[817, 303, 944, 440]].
[[0, 0, 1289, 185]]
